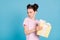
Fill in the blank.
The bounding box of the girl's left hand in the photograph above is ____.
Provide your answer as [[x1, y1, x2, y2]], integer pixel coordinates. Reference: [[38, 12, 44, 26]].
[[36, 26, 42, 31]]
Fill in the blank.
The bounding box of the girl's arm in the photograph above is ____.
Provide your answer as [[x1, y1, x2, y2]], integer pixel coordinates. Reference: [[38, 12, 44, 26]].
[[24, 25, 36, 35]]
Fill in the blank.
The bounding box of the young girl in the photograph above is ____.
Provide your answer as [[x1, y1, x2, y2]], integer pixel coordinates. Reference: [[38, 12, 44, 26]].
[[23, 3, 42, 40]]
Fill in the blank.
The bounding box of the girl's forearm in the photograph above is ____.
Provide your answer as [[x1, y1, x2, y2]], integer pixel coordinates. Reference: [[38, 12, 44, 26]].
[[25, 28, 36, 35]]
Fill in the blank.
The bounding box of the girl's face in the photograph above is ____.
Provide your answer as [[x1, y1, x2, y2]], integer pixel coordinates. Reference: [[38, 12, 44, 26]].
[[27, 8, 36, 18]]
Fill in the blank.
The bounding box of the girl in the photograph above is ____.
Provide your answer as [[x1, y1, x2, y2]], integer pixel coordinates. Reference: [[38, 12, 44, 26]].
[[23, 3, 42, 40]]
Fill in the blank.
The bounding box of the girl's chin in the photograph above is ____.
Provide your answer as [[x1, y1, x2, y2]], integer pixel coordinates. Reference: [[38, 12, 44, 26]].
[[29, 16, 32, 18]]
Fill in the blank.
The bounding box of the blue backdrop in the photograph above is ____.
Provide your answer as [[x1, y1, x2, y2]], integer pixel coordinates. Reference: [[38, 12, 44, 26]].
[[0, 0, 60, 40]]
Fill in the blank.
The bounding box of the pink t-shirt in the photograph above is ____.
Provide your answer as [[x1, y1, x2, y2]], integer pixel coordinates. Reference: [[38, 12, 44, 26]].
[[23, 17, 39, 40]]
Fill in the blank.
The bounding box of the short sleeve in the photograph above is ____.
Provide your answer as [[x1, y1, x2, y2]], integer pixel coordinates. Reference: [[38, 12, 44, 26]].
[[23, 18, 29, 26]]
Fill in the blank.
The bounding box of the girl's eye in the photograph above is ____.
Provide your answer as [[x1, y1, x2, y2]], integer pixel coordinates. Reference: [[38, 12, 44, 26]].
[[30, 12, 32, 13], [27, 12, 32, 14]]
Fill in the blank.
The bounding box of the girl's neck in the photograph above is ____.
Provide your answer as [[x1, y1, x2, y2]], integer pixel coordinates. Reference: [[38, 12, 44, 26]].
[[29, 17, 36, 20]]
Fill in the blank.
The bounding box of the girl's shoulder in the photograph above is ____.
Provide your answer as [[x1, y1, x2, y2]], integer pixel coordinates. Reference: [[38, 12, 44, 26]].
[[35, 19, 39, 23], [24, 17, 29, 21], [35, 19, 39, 21]]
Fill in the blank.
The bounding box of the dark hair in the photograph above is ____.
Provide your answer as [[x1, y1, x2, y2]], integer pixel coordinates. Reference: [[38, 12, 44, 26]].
[[27, 3, 39, 11]]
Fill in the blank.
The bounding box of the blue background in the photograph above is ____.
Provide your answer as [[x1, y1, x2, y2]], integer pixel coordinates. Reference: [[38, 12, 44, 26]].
[[0, 0, 60, 40]]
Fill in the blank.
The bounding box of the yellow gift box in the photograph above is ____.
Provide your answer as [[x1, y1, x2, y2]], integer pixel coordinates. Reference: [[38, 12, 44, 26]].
[[37, 19, 51, 38]]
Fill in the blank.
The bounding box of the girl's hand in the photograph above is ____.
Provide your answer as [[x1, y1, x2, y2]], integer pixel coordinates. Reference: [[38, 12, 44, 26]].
[[36, 26, 42, 31]]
